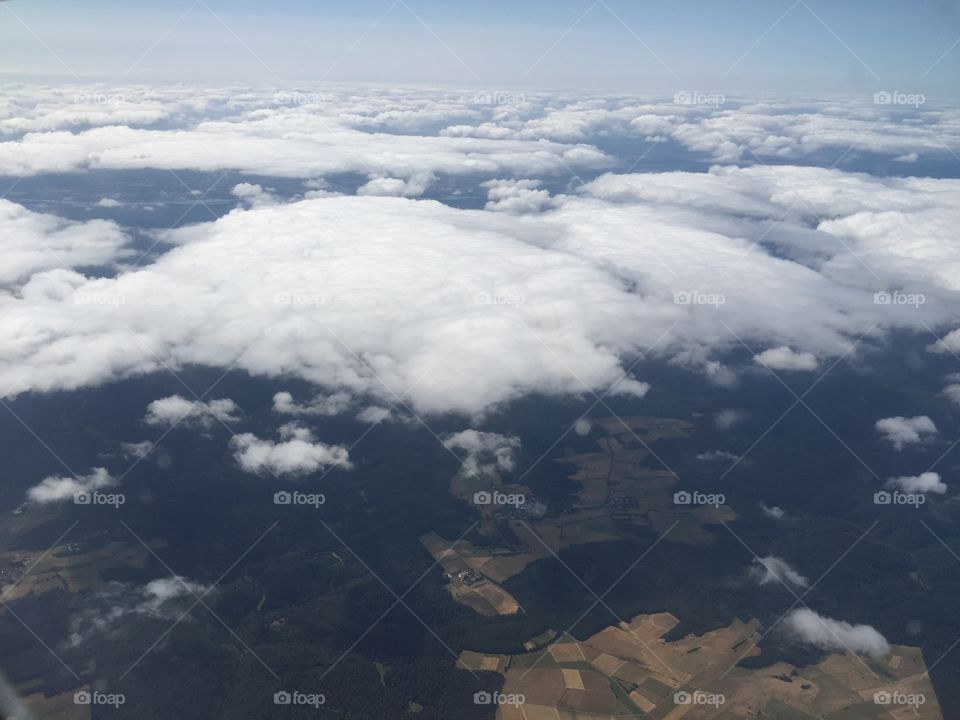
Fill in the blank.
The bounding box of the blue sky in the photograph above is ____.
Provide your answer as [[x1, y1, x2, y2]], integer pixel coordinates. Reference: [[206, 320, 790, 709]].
[[1, 0, 958, 94]]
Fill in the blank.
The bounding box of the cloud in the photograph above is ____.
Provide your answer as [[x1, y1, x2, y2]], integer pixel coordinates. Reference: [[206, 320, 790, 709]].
[[356, 406, 395, 424], [875, 415, 938, 450], [230, 423, 352, 476], [715, 409, 747, 430], [272, 391, 352, 417], [886, 472, 947, 494], [144, 395, 241, 429], [231, 182, 278, 208], [0, 92, 959, 420], [120, 440, 154, 459], [442, 429, 520, 477], [943, 384, 960, 406], [783, 608, 890, 659], [695, 450, 739, 462], [26, 467, 116, 504], [358, 173, 434, 198], [759, 502, 786, 520], [750, 556, 809, 588], [482, 179, 555, 214], [753, 346, 819, 371], [0, 199, 127, 287], [68, 575, 209, 646], [574, 419, 592, 436]]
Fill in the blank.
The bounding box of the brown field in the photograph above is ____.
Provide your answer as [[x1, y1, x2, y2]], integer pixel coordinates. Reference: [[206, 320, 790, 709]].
[[467, 612, 944, 720], [1, 539, 166, 601], [23, 688, 91, 720]]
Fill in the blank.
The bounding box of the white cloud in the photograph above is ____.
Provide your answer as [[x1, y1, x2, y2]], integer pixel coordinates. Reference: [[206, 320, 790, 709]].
[[482, 179, 555, 214], [0, 199, 127, 287], [715, 409, 747, 430], [886, 472, 947, 494], [750, 556, 809, 588], [943, 384, 960, 407], [759, 502, 785, 520], [696, 450, 739, 463], [442, 429, 520, 477], [272, 391, 352, 417], [231, 182, 278, 208], [26, 467, 116, 504], [358, 173, 434, 198], [356, 406, 394, 424], [783, 608, 890, 659], [875, 415, 938, 450], [121, 440, 154, 459], [144, 395, 241, 429], [574, 419, 592, 436], [753, 346, 819, 371], [68, 575, 209, 646], [230, 423, 352, 476], [97, 197, 122, 208]]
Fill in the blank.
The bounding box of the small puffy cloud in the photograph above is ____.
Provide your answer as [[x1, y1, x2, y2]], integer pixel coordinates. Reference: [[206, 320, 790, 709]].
[[230, 423, 352, 476], [97, 197, 122, 208], [696, 450, 739, 463], [574, 419, 592, 436], [875, 415, 938, 450], [894, 152, 919, 163], [442, 429, 520, 477], [144, 395, 241, 429], [886, 471, 946, 494], [929, 328, 960, 354], [759, 501, 786, 520], [356, 406, 394, 424], [358, 173, 433, 198], [750, 556, 808, 588], [120, 440, 154, 459], [715, 409, 747, 430], [272, 391, 352, 417], [753, 346, 818, 371], [231, 182, 278, 208], [942, 384, 960, 407], [26, 467, 116, 504], [703, 360, 738, 388], [783, 608, 890, 659], [482, 178, 554, 214]]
